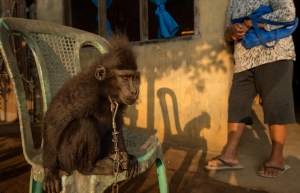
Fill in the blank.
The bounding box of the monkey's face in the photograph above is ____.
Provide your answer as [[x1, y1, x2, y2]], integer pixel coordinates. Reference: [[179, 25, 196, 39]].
[[95, 65, 140, 105], [115, 69, 140, 105]]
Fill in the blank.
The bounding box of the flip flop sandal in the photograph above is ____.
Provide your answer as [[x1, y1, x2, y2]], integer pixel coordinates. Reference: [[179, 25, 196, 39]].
[[205, 157, 244, 171], [257, 163, 291, 178]]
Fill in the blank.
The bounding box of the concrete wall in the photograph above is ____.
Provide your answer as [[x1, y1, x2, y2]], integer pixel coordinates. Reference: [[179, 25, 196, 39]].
[[39, 0, 233, 152], [126, 0, 232, 152], [37, 0, 64, 24], [130, 39, 232, 152]]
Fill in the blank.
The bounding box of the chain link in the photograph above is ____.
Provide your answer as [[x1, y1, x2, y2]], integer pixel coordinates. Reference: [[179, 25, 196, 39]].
[[111, 100, 120, 193]]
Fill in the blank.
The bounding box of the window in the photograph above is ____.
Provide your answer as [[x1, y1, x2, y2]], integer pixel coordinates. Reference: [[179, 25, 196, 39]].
[[107, 0, 140, 41], [66, 0, 199, 42], [67, 0, 98, 34]]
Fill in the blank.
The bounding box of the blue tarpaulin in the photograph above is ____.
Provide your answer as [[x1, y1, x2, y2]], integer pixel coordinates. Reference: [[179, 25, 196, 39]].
[[151, 0, 179, 38], [92, 0, 113, 37]]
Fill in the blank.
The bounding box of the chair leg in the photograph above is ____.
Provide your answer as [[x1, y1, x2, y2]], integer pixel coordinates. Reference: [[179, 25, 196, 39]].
[[156, 158, 169, 193], [29, 170, 43, 193]]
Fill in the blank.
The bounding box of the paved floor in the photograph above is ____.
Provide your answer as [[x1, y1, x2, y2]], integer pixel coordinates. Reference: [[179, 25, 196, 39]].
[[1, 90, 299, 193]]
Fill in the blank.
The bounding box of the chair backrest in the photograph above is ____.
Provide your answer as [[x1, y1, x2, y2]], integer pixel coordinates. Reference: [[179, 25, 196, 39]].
[[0, 17, 109, 165]]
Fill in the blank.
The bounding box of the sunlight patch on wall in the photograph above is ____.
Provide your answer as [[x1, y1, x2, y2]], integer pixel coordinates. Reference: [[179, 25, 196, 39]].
[[195, 43, 213, 52]]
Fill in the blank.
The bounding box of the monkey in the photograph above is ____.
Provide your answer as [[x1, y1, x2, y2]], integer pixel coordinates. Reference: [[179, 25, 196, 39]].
[[42, 33, 140, 193]]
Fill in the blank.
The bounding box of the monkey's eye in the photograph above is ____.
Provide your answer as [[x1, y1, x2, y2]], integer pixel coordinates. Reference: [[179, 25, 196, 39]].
[[122, 76, 129, 81], [133, 76, 139, 81]]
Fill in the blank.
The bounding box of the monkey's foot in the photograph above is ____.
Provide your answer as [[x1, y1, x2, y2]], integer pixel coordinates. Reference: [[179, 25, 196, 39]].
[[119, 152, 140, 179]]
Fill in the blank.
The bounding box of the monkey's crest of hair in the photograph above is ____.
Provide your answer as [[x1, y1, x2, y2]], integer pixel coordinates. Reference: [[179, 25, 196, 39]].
[[102, 32, 137, 71]]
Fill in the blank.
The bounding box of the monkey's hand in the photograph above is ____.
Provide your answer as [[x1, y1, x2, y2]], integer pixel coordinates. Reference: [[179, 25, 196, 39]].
[[43, 168, 69, 193], [119, 152, 140, 179]]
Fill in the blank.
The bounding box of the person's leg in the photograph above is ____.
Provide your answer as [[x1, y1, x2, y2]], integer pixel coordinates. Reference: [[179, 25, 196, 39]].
[[257, 124, 287, 177], [207, 123, 245, 166], [255, 60, 294, 177], [207, 69, 257, 167]]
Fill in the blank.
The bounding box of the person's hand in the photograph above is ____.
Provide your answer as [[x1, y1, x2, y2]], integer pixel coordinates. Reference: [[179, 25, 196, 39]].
[[225, 22, 249, 42]]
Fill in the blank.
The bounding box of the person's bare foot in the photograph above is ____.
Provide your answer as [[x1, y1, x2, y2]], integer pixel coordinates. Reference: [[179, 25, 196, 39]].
[[206, 155, 240, 167], [257, 160, 287, 177]]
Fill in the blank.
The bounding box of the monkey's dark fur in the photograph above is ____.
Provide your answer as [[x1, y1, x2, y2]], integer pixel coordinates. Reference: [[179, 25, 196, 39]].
[[42, 33, 140, 193]]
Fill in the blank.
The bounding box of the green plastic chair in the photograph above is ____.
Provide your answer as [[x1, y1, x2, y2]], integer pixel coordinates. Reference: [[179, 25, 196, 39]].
[[0, 17, 168, 193]]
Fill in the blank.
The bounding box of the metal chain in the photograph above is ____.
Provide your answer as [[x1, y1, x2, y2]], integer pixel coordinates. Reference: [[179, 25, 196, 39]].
[[110, 100, 120, 193]]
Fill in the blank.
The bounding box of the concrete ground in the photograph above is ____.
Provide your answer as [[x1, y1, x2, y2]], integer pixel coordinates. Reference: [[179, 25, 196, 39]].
[[205, 104, 300, 193], [1, 90, 299, 193], [203, 87, 300, 193]]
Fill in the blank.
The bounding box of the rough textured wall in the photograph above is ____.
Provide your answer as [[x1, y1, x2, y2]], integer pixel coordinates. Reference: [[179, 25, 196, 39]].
[[130, 38, 232, 153], [36, 0, 64, 24]]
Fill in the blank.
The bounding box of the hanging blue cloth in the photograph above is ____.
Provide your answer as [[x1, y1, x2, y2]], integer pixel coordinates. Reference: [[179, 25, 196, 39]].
[[151, 0, 179, 39], [91, 0, 113, 37]]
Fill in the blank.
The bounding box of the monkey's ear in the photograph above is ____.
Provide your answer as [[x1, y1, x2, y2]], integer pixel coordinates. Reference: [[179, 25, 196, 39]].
[[95, 66, 107, 81]]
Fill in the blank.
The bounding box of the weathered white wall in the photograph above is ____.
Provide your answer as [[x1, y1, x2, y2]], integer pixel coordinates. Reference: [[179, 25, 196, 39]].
[[36, 0, 64, 24]]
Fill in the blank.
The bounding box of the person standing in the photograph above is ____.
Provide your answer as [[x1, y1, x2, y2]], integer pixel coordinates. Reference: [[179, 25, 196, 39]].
[[205, 0, 297, 178]]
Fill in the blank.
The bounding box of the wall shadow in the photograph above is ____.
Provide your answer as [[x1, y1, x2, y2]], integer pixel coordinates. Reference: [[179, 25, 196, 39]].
[[157, 87, 211, 192], [136, 39, 230, 135]]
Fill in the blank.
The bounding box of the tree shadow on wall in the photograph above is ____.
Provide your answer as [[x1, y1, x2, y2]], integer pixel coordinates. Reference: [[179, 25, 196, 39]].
[[157, 87, 211, 192], [139, 40, 230, 136]]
